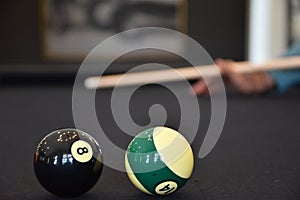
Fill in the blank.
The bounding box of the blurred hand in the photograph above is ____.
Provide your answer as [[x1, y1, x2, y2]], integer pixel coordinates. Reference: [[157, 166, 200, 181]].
[[192, 59, 275, 95]]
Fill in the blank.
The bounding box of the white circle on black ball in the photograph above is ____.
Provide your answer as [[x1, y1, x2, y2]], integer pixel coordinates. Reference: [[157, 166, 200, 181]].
[[71, 140, 93, 163]]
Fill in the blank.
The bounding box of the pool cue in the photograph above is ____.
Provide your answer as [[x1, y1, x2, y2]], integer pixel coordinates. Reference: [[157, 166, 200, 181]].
[[84, 56, 300, 89]]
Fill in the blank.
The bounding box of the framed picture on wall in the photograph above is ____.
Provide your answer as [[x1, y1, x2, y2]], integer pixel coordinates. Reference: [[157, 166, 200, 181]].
[[39, 0, 188, 62]]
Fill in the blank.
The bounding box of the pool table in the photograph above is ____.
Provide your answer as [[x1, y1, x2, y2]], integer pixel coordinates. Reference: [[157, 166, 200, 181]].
[[0, 82, 299, 200]]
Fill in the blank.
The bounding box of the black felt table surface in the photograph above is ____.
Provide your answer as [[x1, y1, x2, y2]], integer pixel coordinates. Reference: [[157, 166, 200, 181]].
[[0, 84, 299, 200]]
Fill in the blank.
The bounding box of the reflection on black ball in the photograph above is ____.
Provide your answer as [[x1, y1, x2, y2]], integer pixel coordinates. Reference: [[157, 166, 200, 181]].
[[33, 128, 103, 197]]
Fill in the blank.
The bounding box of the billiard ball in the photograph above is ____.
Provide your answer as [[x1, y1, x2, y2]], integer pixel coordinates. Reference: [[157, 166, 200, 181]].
[[125, 127, 194, 195], [33, 128, 103, 197]]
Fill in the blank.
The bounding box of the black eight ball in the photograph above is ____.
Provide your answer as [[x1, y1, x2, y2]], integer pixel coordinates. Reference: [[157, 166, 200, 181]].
[[33, 128, 103, 197]]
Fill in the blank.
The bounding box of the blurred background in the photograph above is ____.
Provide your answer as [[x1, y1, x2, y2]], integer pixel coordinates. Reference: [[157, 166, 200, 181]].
[[0, 0, 297, 84]]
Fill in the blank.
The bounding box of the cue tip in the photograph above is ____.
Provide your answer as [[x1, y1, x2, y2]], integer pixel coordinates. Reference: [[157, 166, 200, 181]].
[[84, 77, 98, 89]]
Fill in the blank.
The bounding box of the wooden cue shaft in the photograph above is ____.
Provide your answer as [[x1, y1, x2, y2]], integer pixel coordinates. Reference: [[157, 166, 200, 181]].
[[84, 56, 300, 89]]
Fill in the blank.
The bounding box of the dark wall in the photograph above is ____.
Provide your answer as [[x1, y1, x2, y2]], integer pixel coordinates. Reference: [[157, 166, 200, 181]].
[[189, 0, 247, 60], [0, 0, 246, 65], [0, 0, 40, 63]]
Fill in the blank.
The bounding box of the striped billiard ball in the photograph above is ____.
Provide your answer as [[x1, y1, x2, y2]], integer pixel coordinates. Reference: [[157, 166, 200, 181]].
[[125, 127, 194, 195]]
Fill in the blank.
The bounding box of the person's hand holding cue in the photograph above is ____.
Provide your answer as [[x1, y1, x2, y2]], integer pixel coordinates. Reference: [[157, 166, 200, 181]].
[[193, 41, 300, 95], [192, 59, 275, 95]]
